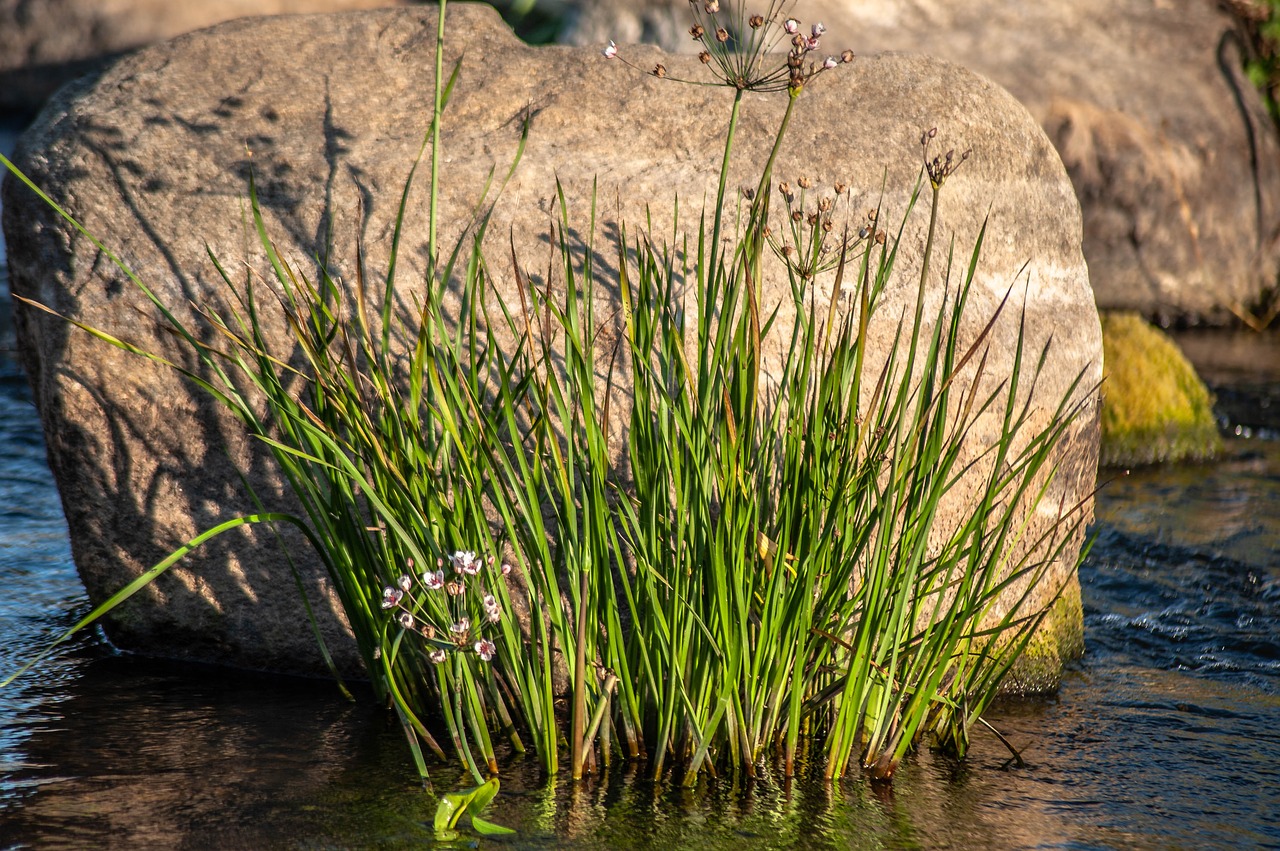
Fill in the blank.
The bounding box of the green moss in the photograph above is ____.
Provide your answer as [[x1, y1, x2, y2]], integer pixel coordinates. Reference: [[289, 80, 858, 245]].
[[1100, 312, 1221, 466], [1000, 578, 1084, 695]]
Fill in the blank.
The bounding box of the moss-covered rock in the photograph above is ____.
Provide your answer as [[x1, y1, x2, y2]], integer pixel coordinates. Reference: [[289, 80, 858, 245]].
[[1100, 312, 1221, 466], [1001, 576, 1085, 694]]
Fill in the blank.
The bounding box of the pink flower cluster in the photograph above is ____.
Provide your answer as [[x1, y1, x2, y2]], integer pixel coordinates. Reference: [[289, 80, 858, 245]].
[[379, 548, 513, 666]]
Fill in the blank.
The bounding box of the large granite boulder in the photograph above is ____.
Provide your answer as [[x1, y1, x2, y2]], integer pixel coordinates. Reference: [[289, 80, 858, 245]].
[[3, 3, 1100, 687], [0, 0, 412, 116], [564, 0, 1280, 325]]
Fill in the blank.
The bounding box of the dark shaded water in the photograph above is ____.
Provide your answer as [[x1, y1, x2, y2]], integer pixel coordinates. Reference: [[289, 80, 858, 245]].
[[3, 123, 1280, 847]]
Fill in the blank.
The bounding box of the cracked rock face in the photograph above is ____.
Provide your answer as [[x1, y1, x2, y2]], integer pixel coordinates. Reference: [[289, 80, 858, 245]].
[[3, 4, 1099, 683], [564, 0, 1280, 325]]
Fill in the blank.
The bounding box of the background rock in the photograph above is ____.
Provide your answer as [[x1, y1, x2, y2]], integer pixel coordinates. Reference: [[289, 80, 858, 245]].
[[3, 4, 1100, 685], [1100, 311, 1223, 466], [563, 0, 1280, 325], [0, 0, 413, 116]]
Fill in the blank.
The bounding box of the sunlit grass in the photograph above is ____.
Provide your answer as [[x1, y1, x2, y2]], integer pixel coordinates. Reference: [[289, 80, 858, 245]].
[[1, 0, 1093, 787]]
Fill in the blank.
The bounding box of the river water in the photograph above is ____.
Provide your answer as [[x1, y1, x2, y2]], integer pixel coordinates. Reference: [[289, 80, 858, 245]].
[[2, 122, 1279, 848]]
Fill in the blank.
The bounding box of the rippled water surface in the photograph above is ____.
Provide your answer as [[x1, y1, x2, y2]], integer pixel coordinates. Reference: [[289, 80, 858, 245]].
[[3, 122, 1280, 848]]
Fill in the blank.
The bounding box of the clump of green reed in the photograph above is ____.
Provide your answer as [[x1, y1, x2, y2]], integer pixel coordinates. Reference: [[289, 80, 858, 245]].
[[2, 0, 1094, 787]]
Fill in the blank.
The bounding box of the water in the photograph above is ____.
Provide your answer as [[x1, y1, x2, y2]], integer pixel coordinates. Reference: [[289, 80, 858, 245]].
[[3, 122, 1280, 846]]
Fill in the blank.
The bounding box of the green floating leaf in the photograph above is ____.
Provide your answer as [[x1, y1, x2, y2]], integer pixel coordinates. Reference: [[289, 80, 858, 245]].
[[433, 778, 506, 837], [470, 815, 516, 837]]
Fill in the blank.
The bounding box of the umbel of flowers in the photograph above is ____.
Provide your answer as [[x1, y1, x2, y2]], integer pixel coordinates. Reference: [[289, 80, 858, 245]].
[[604, 0, 853, 93], [381, 550, 511, 665]]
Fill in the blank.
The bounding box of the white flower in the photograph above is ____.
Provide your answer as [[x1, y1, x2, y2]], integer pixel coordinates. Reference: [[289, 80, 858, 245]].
[[483, 594, 502, 623], [429, 648, 447, 665], [381, 586, 403, 609], [603, 40, 618, 59], [475, 639, 497, 662], [811, 22, 826, 38], [422, 569, 445, 590], [784, 18, 799, 35], [450, 618, 471, 636], [397, 574, 412, 592], [452, 551, 481, 576], [500, 562, 513, 577], [398, 611, 414, 630], [823, 56, 838, 70]]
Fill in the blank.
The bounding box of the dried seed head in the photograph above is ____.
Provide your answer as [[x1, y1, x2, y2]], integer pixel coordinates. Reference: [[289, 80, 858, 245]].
[[798, 176, 812, 189], [822, 219, 834, 232], [841, 49, 855, 63], [690, 24, 705, 39], [807, 212, 820, 226], [792, 210, 804, 222], [818, 196, 832, 212], [699, 50, 711, 63], [653, 63, 667, 78], [835, 181, 847, 194], [716, 27, 730, 42], [749, 14, 765, 28]]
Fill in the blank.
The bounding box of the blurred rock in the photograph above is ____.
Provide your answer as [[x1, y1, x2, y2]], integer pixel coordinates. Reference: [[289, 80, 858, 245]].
[[1099, 311, 1222, 466], [0, 0, 412, 116], [563, 0, 1280, 325], [4, 4, 1100, 685]]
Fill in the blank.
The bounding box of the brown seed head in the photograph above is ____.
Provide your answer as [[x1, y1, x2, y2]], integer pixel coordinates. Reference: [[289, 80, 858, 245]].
[[749, 14, 765, 28], [716, 27, 730, 42], [699, 50, 712, 63], [798, 176, 812, 189], [690, 24, 705, 39], [653, 63, 667, 78]]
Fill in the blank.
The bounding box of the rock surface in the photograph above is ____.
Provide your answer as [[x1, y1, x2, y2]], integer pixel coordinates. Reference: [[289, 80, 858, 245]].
[[564, 0, 1280, 325], [3, 4, 1101, 685], [1100, 311, 1222, 466], [0, 0, 412, 115]]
